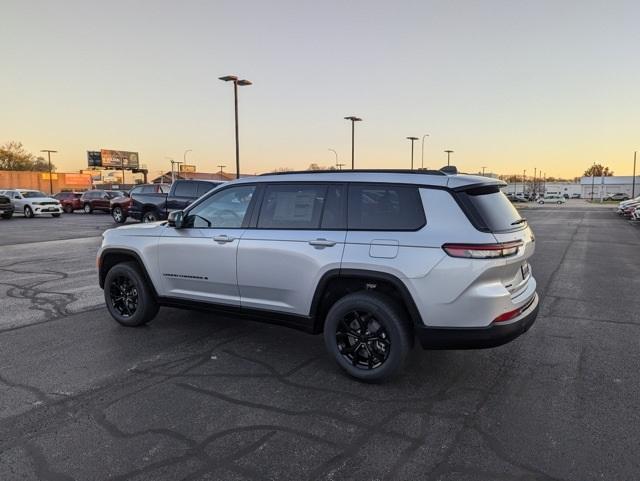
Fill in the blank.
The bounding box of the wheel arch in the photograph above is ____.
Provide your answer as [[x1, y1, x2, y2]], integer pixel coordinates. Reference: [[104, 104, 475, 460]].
[[310, 268, 423, 334], [98, 248, 159, 299]]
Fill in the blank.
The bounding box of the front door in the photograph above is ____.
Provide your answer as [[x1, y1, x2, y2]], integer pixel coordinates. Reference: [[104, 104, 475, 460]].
[[157, 184, 257, 305]]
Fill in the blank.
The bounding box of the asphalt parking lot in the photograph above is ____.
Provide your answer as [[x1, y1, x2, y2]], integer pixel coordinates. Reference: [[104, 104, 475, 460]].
[[1, 206, 639, 480]]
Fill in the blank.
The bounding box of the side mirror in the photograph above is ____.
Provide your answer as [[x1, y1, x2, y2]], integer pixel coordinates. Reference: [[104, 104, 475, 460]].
[[168, 210, 184, 229]]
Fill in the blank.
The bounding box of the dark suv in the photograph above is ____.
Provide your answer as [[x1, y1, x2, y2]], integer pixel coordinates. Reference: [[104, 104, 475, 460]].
[[0, 193, 14, 219], [81, 190, 126, 214], [111, 184, 170, 223], [54, 192, 83, 213]]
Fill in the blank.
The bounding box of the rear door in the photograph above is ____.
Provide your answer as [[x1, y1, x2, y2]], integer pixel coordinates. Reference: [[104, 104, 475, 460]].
[[167, 181, 198, 211], [237, 183, 347, 315]]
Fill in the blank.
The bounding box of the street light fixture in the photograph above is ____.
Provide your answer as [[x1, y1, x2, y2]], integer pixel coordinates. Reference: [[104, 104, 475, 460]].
[[183, 149, 192, 165], [219, 75, 252, 179], [444, 149, 454, 167], [328, 148, 338, 169], [40, 150, 57, 194], [406, 137, 418, 170], [344, 116, 362, 169], [421, 134, 429, 169]]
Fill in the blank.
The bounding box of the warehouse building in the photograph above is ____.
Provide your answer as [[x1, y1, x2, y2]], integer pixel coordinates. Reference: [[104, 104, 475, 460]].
[[580, 176, 639, 200]]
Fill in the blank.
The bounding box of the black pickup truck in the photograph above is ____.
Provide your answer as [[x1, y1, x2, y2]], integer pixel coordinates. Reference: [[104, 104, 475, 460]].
[[129, 179, 224, 222]]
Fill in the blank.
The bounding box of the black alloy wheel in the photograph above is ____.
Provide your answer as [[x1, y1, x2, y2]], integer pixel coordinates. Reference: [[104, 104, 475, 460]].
[[84, 203, 93, 214], [336, 310, 390, 370], [109, 275, 139, 318], [142, 211, 158, 223], [112, 206, 125, 223]]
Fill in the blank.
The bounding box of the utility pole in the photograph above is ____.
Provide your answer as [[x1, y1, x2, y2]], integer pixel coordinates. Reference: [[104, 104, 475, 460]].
[[481, 166, 487, 176], [590, 162, 596, 201], [328, 149, 338, 169], [217, 164, 226, 179], [523, 169, 526, 196], [40, 150, 57, 194], [406, 137, 418, 170], [344, 116, 362, 169], [421, 134, 429, 169], [336, 163, 345, 170]]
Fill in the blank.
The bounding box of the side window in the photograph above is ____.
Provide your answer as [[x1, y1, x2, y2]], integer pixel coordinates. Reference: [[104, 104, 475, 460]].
[[258, 184, 326, 229], [160, 185, 170, 194], [185, 185, 255, 228], [348, 184, 425, 231], [136, 186, 151, 194], [173, 182, 198, 198]]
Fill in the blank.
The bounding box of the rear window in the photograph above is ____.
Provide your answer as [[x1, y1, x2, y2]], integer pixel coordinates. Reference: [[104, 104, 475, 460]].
[[173, 181, 198, 198], [258, 184, 326, 229], [348, 184, 425, 231], [458, 186, 524, 232]]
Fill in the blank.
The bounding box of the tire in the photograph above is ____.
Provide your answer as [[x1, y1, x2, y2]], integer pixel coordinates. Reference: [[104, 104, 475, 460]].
[[142, 210, 159, 223], [1, 212, 12, 220], [24, 205, 34, 218], [104, 261, 159, 327], [323, 292, 412, 382], [112, 206, 126, 224], [63, 205, 74, 214], [83, 203, 93, 214], [52, 213, 61, 217]]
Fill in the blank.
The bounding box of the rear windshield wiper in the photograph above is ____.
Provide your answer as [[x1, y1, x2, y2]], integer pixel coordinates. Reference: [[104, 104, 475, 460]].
[[511, 218, 527, 225]]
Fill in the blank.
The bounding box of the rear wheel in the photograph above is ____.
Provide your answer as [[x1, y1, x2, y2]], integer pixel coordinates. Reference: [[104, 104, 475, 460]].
[[83, 203, 93, 214], [52, 213, 61, 217], [323, 292, 412, 382], [104, 261, 159, 327], [112, 206, 126, 223], [142, 210, 159, 223], [24, 206, 34, 218], [63, 205, 74, 214]]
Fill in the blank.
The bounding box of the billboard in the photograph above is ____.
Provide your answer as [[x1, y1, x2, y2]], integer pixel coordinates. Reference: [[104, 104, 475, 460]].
[[63, 173, 92, 186], [179, 164, 196, 173], [101, 150, 139, 169], [87, 151, 102, 167]]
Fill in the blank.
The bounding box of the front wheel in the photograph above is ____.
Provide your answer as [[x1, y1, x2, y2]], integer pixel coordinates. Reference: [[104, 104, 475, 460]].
[[104, 261, 159, 327], [323, 292, 412, 382], [112, 206, 126, 224], [63, 205, 74, 214], [1, 213, 12, 220], [24, 205, 34, 218], [83, 203, 93, 214]]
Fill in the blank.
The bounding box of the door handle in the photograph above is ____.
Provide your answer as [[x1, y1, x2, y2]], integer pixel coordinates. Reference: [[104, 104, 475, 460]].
[[308, 238, 336, 248], [213, 235, 235, 243]]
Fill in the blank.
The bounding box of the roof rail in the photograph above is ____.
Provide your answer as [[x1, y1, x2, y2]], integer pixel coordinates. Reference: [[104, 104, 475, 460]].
[[260, 169, 448, 176]]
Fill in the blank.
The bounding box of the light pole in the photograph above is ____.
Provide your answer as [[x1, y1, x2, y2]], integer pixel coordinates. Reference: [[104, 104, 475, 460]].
[[633, 151, 637, 198], [421, 134, 429, 169], [481, 166, 487, 176], [328, 148, 339, 169], [444, 150, 454, 167], [590, 162, 596, 201], [40, 150, 57, 194], [183, 149, 192, 166], [344, 116, 362, 169], [219, 75, 252, 179], [523, 169, 526, 196], [336, 163, 345, 170], [407, 137, 418, 170]]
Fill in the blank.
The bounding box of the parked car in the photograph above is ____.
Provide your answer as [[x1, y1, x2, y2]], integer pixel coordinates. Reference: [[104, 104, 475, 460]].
[[0, 189, 63, 218], [508, 193, 528, 203], [129, 179, 223, 222], [537, 195, 566, 204], [563, 193, 570, 199], [54, 191, 83, 213], [81, 190, 126, 214], [97, 170, 538, 381], [0, 193, 14, 219], [571, 193, 581, 199], [605, 193, 630, 201], [620, 200, 640, 217], [111, 184, 170, 223], [631, 206, 640, 221]]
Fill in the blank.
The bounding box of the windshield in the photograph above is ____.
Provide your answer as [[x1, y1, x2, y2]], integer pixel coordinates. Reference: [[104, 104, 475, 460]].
[[459, 185, 524, 232], [21, 191, 48, 198]]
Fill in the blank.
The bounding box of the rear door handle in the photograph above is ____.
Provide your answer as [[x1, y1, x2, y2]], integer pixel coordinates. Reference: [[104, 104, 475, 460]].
[[308, 238, 336, 248], [213, 234, 235, 243]]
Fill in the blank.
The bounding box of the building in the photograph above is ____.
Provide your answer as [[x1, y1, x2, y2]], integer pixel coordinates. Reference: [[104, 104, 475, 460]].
[[502, 181, 581, 197], [0, 170, 92, 193], [580, 176, 639, 200], [151, 171, 236, 184]]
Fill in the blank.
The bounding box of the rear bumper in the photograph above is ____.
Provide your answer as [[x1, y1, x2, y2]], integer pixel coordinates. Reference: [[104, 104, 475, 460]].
[[416, 293, 539, 349]]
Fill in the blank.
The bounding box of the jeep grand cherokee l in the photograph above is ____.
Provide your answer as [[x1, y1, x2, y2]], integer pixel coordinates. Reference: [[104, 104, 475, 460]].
[[97, 170, 538, 381]]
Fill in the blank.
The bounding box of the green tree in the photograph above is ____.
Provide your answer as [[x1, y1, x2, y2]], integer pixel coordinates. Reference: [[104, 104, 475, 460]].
[[583, 163, 613, 177], [0, 141, 56, 171]]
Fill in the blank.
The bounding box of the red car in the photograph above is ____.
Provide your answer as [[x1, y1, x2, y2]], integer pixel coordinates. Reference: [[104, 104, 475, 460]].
[[80, 190, 126, 214], [111, 184, 169, 223], [53, 192, 83, 214]]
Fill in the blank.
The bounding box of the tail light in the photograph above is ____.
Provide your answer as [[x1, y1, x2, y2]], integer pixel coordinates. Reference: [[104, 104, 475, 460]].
[[442, 240, 523, 259], [493, 296, 536, 323]]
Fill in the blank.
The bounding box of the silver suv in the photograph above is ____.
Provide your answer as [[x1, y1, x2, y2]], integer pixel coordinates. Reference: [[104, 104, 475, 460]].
[[97, 170, 538, 381]]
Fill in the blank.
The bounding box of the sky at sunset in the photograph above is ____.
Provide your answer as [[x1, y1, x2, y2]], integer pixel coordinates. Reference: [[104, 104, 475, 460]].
[[2, 0, 639, 178]]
